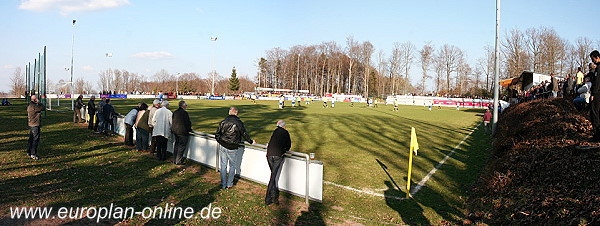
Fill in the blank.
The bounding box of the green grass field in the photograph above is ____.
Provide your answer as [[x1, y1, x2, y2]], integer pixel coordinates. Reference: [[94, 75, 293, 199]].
[[0, 98, 491, 225]]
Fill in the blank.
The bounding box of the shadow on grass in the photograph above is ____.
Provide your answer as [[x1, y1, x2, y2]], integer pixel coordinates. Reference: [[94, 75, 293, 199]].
[[384, 181, 428, 225], [294, 202, 326, 225]]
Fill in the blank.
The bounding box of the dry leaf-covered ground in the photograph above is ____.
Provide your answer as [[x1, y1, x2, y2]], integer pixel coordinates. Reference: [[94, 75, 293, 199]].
[[468, 98, 600, 225]]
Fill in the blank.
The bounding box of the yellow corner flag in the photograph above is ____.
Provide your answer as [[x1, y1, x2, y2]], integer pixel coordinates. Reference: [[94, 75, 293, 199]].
[[407, 127, 419, 198], [410, 127, 419, 155]]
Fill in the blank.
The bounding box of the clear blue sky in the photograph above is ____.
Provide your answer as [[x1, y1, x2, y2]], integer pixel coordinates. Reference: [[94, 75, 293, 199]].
[[1, 0, 598, 93]]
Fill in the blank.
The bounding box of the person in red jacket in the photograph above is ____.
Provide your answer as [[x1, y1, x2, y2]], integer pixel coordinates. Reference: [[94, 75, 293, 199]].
[[483, 109, 492, 133]]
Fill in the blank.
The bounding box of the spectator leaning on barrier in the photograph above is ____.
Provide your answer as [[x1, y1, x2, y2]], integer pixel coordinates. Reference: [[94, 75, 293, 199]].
[[589, 50, 600, 142], [27, 95, 46, 160], [87, 96, 96, 130], [171, 101, 192, 165], [148, 99, 161, 153], [265, 120, 291, 205], [215, 107, 255, 189], [74, 95, 85, 123], [96, 98, 106, 134], [152, 100, 172, 161], [134, 103, 150, 152], [102, 99, 116, 136], [124, 104, 140, 146]]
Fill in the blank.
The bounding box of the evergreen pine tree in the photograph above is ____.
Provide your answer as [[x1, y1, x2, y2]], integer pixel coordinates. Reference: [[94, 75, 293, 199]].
[[229, 67, 240, 92]]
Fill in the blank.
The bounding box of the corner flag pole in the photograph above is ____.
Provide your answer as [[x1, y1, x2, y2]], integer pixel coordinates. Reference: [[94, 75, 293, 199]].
[[407, 127, 419, 198]]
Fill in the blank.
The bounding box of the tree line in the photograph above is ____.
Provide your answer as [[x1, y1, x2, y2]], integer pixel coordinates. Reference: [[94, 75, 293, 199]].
[[257, 28, 597, 98], [9, 27, 598, 97]]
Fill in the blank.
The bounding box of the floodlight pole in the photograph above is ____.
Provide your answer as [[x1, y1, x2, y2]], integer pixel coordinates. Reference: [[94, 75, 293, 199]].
[[211, 37, 217, 95], [297, 53, 300, 93], [176, 72, 180, 95], [106, 53, 112, 93], [70, 19, 76, 110], [492, 0, 501, 132]]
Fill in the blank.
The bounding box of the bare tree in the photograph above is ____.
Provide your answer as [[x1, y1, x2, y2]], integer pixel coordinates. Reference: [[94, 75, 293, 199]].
[[419, 43, 434, 93], [74, 77, 93, 94], [438, 44, 462, 93], [359, 41, 374, 97], [525, 27, 543, 72], [400, 41, 415, 94], [153, 69, 174, 92], [97, 69, 114, 92], [56, 79, 70, 94], [46, 79, 56, 94], [456, 61, 472, 94], [376, 50, 388, 96], [502, 28, 530, 78], [574, 37, 593, 70], [389, 43, 402, 94], [346, 36, 360, 93], [10, 67, 25, 96], [432, 52, 443, 94], [539, 28, 566, 75], [478, 45, 495, 92]]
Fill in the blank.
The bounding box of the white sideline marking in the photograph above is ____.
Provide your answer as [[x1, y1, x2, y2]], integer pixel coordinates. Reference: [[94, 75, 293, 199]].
[[410, 122, 480, 195], [324, 123, 480, 199], [324, 181, 408, 200]]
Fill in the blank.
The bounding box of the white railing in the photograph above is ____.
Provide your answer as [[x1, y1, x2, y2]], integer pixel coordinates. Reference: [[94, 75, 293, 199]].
[[115, 118, 323, 204]]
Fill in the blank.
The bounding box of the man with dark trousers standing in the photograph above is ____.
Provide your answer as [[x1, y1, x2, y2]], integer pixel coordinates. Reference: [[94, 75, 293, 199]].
[[215, 107, 255, 189], [102, 99, 116, 136], [87, 96, 96, 130], [27, 95, 46, 160], [171, 101, 192, 165], [589, 50, 600, 142], [265, 120, 291, 205]]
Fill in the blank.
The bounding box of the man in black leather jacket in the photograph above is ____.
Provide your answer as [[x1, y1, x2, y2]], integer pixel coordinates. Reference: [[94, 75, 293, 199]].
[[215, 107, 255, 189]]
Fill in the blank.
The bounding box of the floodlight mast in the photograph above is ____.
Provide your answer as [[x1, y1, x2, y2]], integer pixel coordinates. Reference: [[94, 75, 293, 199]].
[[70, 19, 76, 111], [492, 0, 501, 133], [211, 37, 217, 95]]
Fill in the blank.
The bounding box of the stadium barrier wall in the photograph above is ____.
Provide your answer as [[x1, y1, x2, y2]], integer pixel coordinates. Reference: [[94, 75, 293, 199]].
[[385, 95, 493, 108], [114, 117, 324, 203]]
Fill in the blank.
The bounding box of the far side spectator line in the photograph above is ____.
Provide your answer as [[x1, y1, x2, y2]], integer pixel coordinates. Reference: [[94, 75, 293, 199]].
[[323, 123, 480, 199]]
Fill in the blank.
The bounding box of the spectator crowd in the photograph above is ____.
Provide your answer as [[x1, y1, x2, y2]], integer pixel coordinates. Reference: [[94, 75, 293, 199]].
[[27, 94, 292, 205], [515, 63, 596, 108]]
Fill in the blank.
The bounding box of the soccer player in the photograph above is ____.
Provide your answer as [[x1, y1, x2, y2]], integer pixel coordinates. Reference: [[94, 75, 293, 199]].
[[279, 95, 284, 109]]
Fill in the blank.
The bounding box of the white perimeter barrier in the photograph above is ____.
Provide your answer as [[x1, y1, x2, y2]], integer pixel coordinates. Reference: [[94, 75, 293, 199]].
[[386, 95, 493, 108], [114, 117, 323, 203]]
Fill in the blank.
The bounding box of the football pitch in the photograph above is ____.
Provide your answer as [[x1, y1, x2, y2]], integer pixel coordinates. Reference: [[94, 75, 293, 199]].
[[1, 98, 491, 224]]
